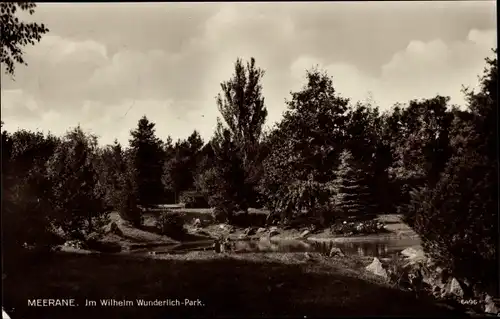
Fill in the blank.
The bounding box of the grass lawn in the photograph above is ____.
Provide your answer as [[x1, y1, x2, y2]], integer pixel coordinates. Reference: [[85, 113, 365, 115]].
[[2, 251, 467, 319]]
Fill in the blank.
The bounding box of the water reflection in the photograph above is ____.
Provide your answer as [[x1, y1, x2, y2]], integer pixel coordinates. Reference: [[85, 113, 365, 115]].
[[141, 237, 421, 259]]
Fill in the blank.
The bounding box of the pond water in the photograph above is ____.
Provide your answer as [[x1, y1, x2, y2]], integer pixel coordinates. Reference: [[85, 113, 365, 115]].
[[133, 237, 421, 259]]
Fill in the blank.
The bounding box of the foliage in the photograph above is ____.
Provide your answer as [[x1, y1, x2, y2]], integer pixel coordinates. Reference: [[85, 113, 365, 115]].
[[271, 175, 335, 226], [217, 57, 268, 164], [129, 116, 166, 207], [215, 57, 268, 210], [162, 131, 204, 203], [330, 219, 386, 236], [261, 67, 349, 221], [155, 211, 186, 238], [387, 96, 453, 224], [96, 140, 125, 209], [0, 2, 49, 76], [209, 123, 247, 222], [179, 190, 209, 209], [407, 50, 498, 296], [334, 149, 375, 217], [115, 150, 143, 227], [2, 129, 61, 256], [46, 126, 109, 240]]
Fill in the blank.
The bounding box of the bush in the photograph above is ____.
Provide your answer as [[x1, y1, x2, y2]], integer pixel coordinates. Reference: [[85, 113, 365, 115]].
[[179, 190, 209, 208], [155, 211, 186, 238], [408, 154, 497, 296], [330, 219, 386, 236]]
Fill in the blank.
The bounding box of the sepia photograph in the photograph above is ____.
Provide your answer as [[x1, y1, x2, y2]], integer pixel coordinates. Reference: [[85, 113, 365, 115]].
[[1, 1, 498, 318]]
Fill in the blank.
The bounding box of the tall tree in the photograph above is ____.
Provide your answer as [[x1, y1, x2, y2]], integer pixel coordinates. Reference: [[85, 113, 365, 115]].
[[129, 116, 165, 207], [97, 139, 125, 210], [0, 2, 49, 76], [213, 57, 268, 211], [209, 120, 247, 222], [162, 139, 191, 203], [217, 57, 268, 166]]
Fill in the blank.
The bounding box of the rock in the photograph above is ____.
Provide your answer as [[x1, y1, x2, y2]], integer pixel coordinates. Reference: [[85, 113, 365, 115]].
[[269, 229, 279, 237], [485, 295, 499, 314], [193, 218, 201, 227], [238, 233, 247, 240], [219, 224, 227, 230], [401, 247, 427, 267], [196, 230, 210, 236], [329, 247, 345, 257], [366, 257, 389, 279], [244, 227, 257, 236], [256, 227, 267, 234], [2, 308, 12, 319], [441, 277, 464, 299], [269, 226, 278, 232], [63, 240, 88, 250], [300, 230, 311, 238]]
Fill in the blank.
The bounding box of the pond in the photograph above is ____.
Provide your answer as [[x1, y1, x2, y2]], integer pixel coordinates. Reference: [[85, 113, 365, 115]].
[[132, 237, 421, 259]]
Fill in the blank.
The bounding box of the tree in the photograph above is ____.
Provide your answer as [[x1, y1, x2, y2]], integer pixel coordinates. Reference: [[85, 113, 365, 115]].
[[97, 139, 125, 209], [129, 116, 165, 207], [216, 57, 268, 209], [1, 2, 49, 76], [334, 149, 374, 218], [387, 96, 453, 224], [261, 67, 349, 221], [209, 120, 247, 222], [408, 50, 498, 296], [46, 126, 108, 240], [162, 131, 204, 203], [2, 129, 61, 256], [217, 57, 268, 166], [115, 148, 142, 226]]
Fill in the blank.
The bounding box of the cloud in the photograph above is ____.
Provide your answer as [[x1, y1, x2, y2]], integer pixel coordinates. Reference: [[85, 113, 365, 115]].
[[289, 28, 496, 111], [0, 2, 496, 145]]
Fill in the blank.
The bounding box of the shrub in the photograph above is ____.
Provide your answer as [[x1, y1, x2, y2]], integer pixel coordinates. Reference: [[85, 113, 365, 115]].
[[155, 211, 186, 238], [408, 153, 497, 296], [179, 190, 209, 208], [330, 219, 386, 236], [268, 175, 335, 226]]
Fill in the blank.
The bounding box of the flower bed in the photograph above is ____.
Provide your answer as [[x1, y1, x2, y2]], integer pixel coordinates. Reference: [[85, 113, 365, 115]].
[[330, 219, 387, 236]]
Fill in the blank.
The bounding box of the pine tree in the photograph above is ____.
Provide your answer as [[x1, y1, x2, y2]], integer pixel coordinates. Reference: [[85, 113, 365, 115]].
[[334, 150, 374, 217], [129, 116, 165, 207]]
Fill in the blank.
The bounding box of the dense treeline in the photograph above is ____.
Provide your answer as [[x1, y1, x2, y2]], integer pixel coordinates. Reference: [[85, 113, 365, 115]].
[[2, 50, 497, 296]]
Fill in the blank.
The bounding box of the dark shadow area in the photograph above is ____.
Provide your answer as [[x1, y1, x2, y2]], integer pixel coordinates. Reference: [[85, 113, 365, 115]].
[[230, 212, 268, 228], [138, 224, 212, 242], [86, 240, 122, 253], [3, 252, 468, 319]]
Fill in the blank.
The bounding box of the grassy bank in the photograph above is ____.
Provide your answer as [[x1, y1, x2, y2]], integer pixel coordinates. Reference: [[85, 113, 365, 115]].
[[3, 251, 466, 318]]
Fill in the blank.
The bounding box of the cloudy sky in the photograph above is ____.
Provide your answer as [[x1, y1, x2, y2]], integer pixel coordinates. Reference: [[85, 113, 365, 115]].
[[1, 2, 496, 146]]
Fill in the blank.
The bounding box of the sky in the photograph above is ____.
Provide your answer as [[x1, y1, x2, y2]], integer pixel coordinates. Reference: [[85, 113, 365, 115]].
[[0, 2, 497, 146]]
